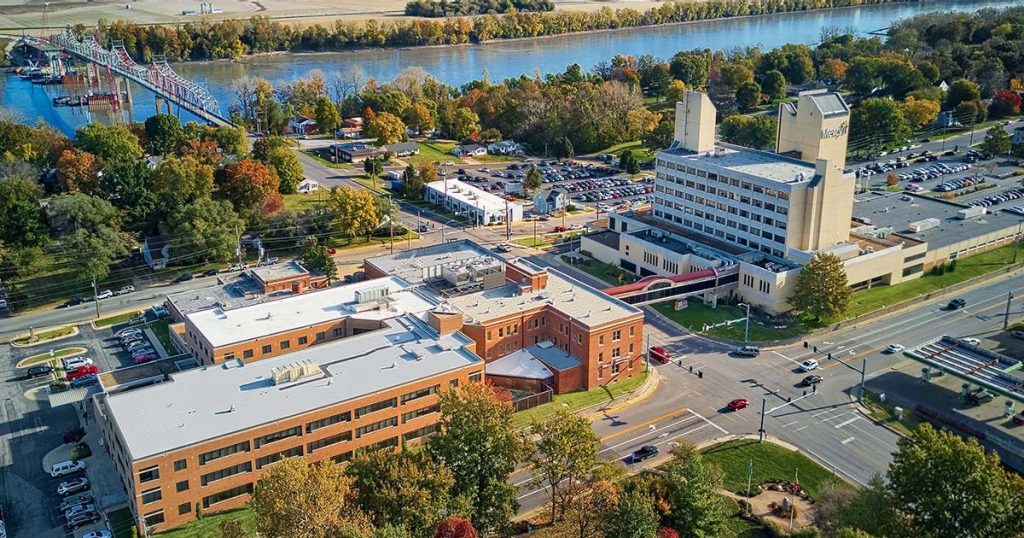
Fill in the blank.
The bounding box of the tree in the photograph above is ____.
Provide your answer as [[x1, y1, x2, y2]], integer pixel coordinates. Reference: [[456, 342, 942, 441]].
[[719, 115, 777, 150], [151, 156, 215, 209], [218, 520, 246, 538], [162, 199, 243, 264], [529, 409, 600, 522], [251, 457, 371, 538], [55, 149, 99, 194], [479, 128, 502, 144], [349, 449, 462, 537], [663, 447, 730, 537], [220, 159, 283, 217], [665, 80, 687, 103], [619, 150, 640, 175], [888, 424, 1024, 538], [65, 226, 131, 282], [433, 517, 477, 538], [563, 477, 620, 538], [946, 78, 982, 109], [669, 50, 710, 89], [427, 383, 527, 534], [0, 176, 45, 247], [980, 125, 1012, 156], [75, 123, 143, 163], [314, 96, 342, 134], [326, 187, 382, 240], [524, 167, 542, 196], [264, 148, 304, 194], [367, 111, 408, 145], [735, 81, 762, 111], [604, 488, 659, 538], [552, 136, 575, 159], [47, 193, 124, 237], [761, 70, 787, 101], [790, 252, 850, 320], [901, 96, 940, 130], [299, 236, 337, 282], [643, 117, 675, 153], [851, 98, 911, 151], [625, 108, 661, 141], [252, 136, 291, 162], [144, 113, 184, 155], [403, 102, 436, 135], [442, 107, 480, 141], [989, 89, 1023, 118], [97, 158, 159, 230], [718, 62, 754, 92], [213, 124, 249, 156], [402, 164, 424, 200], [820, 58, 848, 83]]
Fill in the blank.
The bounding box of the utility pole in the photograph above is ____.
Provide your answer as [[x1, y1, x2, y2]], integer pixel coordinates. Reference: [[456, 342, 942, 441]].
[[533, 217, 538, 247], [859, 358, 867, 403], [388, 194, 395, 254], [1005, 291, 1014, 330], [645, 332, 651, 374], [91, 277, 100, 319], [758, 397, 767, 442], [739, 302, 750, 345]]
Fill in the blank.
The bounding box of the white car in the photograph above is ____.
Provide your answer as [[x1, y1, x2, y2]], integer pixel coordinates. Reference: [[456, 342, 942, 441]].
[[495, 243, 512, 253], [884, 344, 905, 354], [798, 359, 819, 372], [94, 290, 113, 300], [961, 338, 981, 346], [114, 285, 135, 296], [116, 327, 143, 338], [81, 532, 112, 538], [61, 356, 94, 370], [50, 459, 86, 477]]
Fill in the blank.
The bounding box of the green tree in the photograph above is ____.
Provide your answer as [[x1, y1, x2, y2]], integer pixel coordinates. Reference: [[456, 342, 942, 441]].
[[980, 125, 1012, 156], [443, 107, 480, 141], [524, 167, 542, 196], [790, 252, 851, 320], [851, 98, 911, 152], [298, 236, 337, 282], [264, 148, 304, 194], [326, 187, 382, 240], [643, 117, 675, 152], [718, 62, 754, 92], [719, 115, 777, 150], [403, 163, 425, 200], [75, 123, 143, 163], [888, 424, 1024, 538], [0, 176, 45, 247], [946, 78, 982, 109], [144, 113, 184, 155], [162, 199, 243, 263], [663, 446, 730, 537], [98, 158, 159, 230], [252, 136, 291, 162], [619, 150, 640, 174], [427, 383, 527, 535], [604, 487, 659, 538], [529, 409, 599, 522], [47, 193, 124, 237], [213, 124, 249, 156], [251, 457, 371, 538], [735, 81, 762, 111], [553, 136, 574, 159], [761, 70, 787, 101], [366, 111, 408, 145], [66, 226, 131, 282], [151, 156, 215, 209], [669, 50, 710, 89], [314, 96, 342, 134]]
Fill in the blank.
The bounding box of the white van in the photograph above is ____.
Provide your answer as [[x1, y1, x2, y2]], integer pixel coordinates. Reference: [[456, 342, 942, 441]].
[[50, 460, 86, 477]]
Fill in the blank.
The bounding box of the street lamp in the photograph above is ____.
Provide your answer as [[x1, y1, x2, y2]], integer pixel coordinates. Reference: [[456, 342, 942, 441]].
[[738, 302, 751, 345]]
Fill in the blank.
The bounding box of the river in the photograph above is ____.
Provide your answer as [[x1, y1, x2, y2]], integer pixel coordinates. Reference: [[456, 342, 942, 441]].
[[2, 0, 1018, 134]]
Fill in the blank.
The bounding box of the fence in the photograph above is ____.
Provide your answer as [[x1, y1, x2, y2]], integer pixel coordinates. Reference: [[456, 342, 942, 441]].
[[512, 387, 553, 413]]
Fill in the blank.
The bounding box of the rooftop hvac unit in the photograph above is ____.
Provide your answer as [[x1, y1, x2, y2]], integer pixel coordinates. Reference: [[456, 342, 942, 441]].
[[271, 359, 319, 385], [908, 218, 940, 233], [355, 285, 390, 304]]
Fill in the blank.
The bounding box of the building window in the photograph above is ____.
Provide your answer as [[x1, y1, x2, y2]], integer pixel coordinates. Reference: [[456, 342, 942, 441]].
[[598, 352, 604, 362], [612, 362, 621, 374], [243, 349, 253, 359], [280, 340, 291, 350], [498, 327, 504, 337], [141, 488, 162, 505], [598, 367, 604, 380], [176, 480, 189, 493], [298, 336, 308, 345], [143, 510, 165, 527], [178, 503, 191, 516], [599, 335, 604, 345], [629, 326, 635, 337], [401, 385, 439, 404], [333, 327, 343, 337], [357, 437, 398, 454], [629, 343, 634, 354], [199, 441, 250, 465], [306, 411, 352, 434], [469, 372, 482, 383], [139, 466, 160, 483], [332, 451, 354, 464], [261, 344, 272, 354], [450, 379, 459, 388], [355, 397, 398, 418], [223, 353, 235, 361], [255, 426, 301, 449], [255, 447, 303, 469], [201, 462, 252, 486], [403, 424, 440, 443], [316, 332, 326, 341], [203, 484, 254, 509], [174, 459, 187, 472], [356, 417, 398, 438], [307, 431, 352, 453], [402, 404, 440, 423], [612, 330, 621, 341], [612, 347, 621, 358]]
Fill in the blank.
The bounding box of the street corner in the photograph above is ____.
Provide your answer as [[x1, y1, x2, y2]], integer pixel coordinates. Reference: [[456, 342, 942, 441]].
[[589, 367, 661, 417]]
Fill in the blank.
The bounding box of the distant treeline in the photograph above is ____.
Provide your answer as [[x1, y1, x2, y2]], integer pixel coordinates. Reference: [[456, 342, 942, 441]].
[[405, 0, 554, 17], [89, 0, 911, 62]]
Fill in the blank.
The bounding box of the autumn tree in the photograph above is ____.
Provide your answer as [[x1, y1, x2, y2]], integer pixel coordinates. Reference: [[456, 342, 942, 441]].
[[643, 117, 675, 153], [161, 199, 244, 263], [314, 96, 342, 134], [152, 156, 215, 209], [218, 520, 246, 538], [144, 113, 184, 155], [663, 445, 730, 537], [427, 382, 527, 534], [820, 58, 848, 83], [75, 122, 143, 163], [367, 111, 408, 145], [403, 102, 436, 135], [251, 457, 371, 538], [664, 80, 687, 103], [56, 148, 99, 194], [529, 409, 600, 522], [441, 107, 480, 141], [326, 186, 382, 240], [252, 136, 291, 162], [433, 517, 477, 538], [790, 252, 850, 320], [298, 236, 337, 282], [625, 108, 661, 141], [220, 159, 283, 217], [563, 476, 620, 538], [901, 96, 940, 130]]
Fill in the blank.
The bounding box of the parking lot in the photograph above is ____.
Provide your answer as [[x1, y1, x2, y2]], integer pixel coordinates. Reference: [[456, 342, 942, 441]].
[[853, 147, 1022, 201]]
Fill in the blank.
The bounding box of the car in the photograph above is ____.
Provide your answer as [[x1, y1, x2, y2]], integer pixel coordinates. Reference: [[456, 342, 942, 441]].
[[81, 531, 112, 538], [1012, 330, 1024, 340], [66, 365, 99, 382], [801, 374, 823, 387], [64, 503, 96, 520], [947, 298, 967, 310], [172, 273, 194, 283], [57, 477, 90, 496], [116, 327, 143, 338], [884, 343, 904, 354], [62, 356, 94, 370], [131, 349, 156, 359], [26, 365, 54, 378], [94, 290, 113, 300], [727, 398, 749, 411], [962, 337, 981, 345], [649, 346, 672, 364], [69, 375, 99, 389], [229, 263, 246, 272], [495, 243, 512, 253], [798, 359, 819, 372], [126, 340, 151, 351], [133, 354, 158, 365], [1013, 411, 1024, 426], [59, 494, 94, 513], [65, 510, 100, 530], [964, 389, 994, 405], [733, 346, 760, 357], [60, 297, 85, 308], [121, 334, 145, 346], [114, 285, 135, 296], [631, 445, 660, 463], [50, 459, 87, 477], [202, 269, 219, 277], [569, 223, 583, 230]]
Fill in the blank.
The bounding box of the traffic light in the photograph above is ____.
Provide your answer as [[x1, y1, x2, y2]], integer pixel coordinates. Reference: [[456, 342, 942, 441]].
[[813, 345, 818, 353], [803, 341, 809, 349], [827, 353, 833, 360]]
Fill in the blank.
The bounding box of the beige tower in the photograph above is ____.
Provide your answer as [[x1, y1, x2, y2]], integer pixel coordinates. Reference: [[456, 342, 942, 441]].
[[776, 90, 850, 171], [784, 159, 856, 252], [673, 91, 716, 153]]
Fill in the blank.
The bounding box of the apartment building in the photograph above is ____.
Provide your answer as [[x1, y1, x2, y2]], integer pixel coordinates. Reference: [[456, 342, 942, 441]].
[[96, 313, 483, 532]]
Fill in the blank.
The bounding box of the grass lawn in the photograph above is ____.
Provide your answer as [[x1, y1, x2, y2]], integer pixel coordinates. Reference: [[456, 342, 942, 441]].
[[701, 439, 837, 499], [16, 347, 87, 368], [719, 497, 768, 538], [11, 326, 76, 346], [94, 310, 142, 329], [862, 389, 921, 437], [108, 507, 135, 538], [149, 319, 175, 355], [844, 242, 1020, 319], [598, 140, 655, 164], [512, 370, 648, 429], [514, 237, 551, 248], [406, 141, 463, 167], [281, 192, 326, 213], [651, 301, 816, 343], [565, 256, 632, 286], [155, 507, 257, 538], [300, 149, 351, 169]]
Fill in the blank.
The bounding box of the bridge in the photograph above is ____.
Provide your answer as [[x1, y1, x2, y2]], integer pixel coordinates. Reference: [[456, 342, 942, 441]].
[[602, 266, 739, 306], [27, 32, 231, 127]]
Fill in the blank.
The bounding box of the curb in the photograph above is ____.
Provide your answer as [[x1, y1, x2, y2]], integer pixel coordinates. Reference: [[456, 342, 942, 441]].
[[89, 308, 144, 331], [7, 325, 80, 348], [587, 366, 661, 417]]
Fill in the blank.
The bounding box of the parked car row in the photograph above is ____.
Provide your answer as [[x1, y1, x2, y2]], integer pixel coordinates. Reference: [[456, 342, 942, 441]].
[[117, 327, 157, 365], [899, 162, 972, 183], [578, 185, 653, 204], [60, 355, 99, 388], [934, 176, 985, 192], [969, 187, 1024, 208], [51, 462, 99, 531]]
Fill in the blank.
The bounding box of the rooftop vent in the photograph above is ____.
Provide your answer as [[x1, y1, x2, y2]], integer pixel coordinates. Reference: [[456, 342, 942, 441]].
[[270, 359, 319, 385]]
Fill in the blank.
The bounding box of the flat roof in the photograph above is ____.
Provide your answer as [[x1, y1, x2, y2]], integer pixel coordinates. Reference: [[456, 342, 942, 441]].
[[185, 276, 434, 348], [365, 240, 496, 284], [659, 143, 816, 184], [528, 341, 583, 371], [905, 336, 1024, 403], [626, 211, 749, 257], [166, 273, 273, 316], [251, 261, 308, 283], [104, 316, 482, 460], [852, 192, 1023, 250], [806, 91, 849, 117], [487, 349, 555, 380], [426, 179, 522, 212]]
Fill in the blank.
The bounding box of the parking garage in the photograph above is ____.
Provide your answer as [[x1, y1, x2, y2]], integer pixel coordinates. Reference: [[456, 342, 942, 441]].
[[905, 335, 1024, 402]]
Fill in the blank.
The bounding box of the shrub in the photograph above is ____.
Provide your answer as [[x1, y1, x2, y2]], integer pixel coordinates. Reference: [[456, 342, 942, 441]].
[[63, 427, 86, 444]]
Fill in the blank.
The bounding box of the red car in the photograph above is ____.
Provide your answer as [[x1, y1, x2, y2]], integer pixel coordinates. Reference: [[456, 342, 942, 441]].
[[66, 365, 99, 381], [727, 398, 749, 411], [326, 248, 337, 255], [553, 225, 568, 233], [649, 346, 672, 364]]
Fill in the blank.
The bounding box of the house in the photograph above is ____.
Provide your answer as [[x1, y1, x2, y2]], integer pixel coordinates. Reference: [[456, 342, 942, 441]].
[[384, 141, 420, 157], [534, 189, 568, 214], [142, 235, 171, 270], [296, 178, 320, 194], [452, 143, 486, 157], [937, 80, 950, 92], [488, 140, 525, 155], [340, 117, 364, 139], [331, 142, 385, 163], [288, 115, 318, 136]]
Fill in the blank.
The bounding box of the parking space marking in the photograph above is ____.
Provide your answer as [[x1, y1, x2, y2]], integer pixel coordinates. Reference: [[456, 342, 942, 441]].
[[795, 425, 809, 432], [841, 436, 856, 445], [781, 420, 800, 428], [688, 409, 728, 435]]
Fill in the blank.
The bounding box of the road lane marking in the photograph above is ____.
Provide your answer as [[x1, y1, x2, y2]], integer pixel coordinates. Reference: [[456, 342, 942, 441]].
[[654, 424, 711, 447], [598, 415, 702, 454], [598, 408, 689, 443], [688, 409, 728, 434], [841, 436, 855, 444], [820, 412, 851, 423], [834, 416, 860, 429], [771, 350, 800, 366]]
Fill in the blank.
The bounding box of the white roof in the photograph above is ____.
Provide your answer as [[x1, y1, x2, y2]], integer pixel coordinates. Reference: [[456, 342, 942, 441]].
[[426, 179, 522, 213], [104, 316, 482, 460], [660, 143, 816, 185], [486, 349, 554, 380], [185, 276, 434, 348]]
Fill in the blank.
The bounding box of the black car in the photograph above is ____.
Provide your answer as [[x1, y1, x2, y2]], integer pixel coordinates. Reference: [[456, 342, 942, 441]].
[[173, 273, 194, 283], [202, 269, 219, 277], [631, 445, 660, 463], [59, 297, 85, 309], [947, 298, 967, 310], [26, 365, 54, 378], [65, 510, 100, 530], [801, 375, 823, 387]]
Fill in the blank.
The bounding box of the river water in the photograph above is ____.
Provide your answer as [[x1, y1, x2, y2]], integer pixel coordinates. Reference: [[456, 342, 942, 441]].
[[3, 0, 1018, 134]]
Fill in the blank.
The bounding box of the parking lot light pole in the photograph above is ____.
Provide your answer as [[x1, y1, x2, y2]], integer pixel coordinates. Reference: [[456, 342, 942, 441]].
[[758, 397, 767, 442], [738, 302, 750, 345], [91, 277, 100, 319]]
